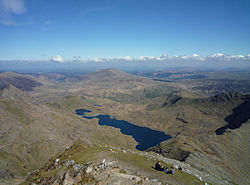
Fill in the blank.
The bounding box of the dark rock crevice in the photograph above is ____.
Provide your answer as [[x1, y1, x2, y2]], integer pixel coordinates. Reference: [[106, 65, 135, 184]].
[[216, 100, 250, 135]]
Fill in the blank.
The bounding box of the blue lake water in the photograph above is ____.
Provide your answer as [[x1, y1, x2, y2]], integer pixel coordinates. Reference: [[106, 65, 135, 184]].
[[75, 108, 172, 151]]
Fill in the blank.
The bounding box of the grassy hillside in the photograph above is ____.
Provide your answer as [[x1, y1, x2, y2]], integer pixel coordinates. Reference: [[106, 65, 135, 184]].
[[22, 140, 213, 185], [0, 69, 249, 184]]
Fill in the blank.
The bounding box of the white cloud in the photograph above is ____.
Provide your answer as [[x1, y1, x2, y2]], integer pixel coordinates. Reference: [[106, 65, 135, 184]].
[[0, 0, 28, 26], [50, 55, 63, 63], [206, 53, 248, 61], [92, 58, 103, 62], [181, 55, 189, 59], [49, 53, 250, 64], [210, 53, 225, 58], [0, 0, 26, 14], [131, 53, 248, 62], [138, 56, 155, 61], [230, 55, 245, 59], [179, 54, 204, 61], [124, 56, 133, 61], [114, 56, 134, 61]]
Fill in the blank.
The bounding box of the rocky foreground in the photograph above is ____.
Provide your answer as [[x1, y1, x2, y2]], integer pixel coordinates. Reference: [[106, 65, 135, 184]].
[[19, 141, 231, 185]]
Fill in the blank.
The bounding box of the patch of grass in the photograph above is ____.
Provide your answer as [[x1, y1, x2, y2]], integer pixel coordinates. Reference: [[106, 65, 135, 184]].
[[169, 167, 203, 185], [144, 85, 174, 99], [20, 167, 64, 185], [37, 168, 60, 178], [227, 180, 238, 185], [113, 151, 152, 170], [0, 151, 27, 177], [119, 169, 127, 174], [20, 141, 90, 185], [72, 145, 101, 164], [1, 101, 35, 125], [112, 151, 203, 185], [58, 96, 84, 111]]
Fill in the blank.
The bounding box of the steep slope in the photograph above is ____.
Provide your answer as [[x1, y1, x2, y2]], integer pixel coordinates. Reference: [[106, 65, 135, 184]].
[[186, 121, 250, 185], [21, 140, 225, 185], [0, 82, 70, 183], [0, 82, 116, 184], [0, 79, 9, 90], [216, 99, 250, 134], [147, 92, 250, 185], [0, 72, 42, 91]]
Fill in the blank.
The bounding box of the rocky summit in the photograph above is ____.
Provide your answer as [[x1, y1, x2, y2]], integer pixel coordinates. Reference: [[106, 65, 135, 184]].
[[22, 141, 220, 185]]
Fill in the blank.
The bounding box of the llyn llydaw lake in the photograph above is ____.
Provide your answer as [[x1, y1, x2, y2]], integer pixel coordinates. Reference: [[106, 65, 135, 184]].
[[75, 109, 171, 150]]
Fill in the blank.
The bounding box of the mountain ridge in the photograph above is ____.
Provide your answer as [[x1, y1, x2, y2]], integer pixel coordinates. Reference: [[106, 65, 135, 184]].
[[0, 72, 42, 91]]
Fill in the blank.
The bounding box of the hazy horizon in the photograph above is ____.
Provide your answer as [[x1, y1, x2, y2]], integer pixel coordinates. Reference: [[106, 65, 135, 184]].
[[1, 55, 250, 73]]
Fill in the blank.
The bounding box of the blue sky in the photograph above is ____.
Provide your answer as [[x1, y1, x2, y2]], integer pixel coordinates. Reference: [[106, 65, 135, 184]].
[[0, 0, 250, 60]]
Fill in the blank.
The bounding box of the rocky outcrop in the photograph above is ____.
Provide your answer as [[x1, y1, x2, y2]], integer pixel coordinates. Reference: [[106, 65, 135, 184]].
[[22, 143, 224, 185], [148, 145, 190, 162], [146, 138, 191, 162], [163, 92, 250, 107], [162, 94, 183, 107], [24, 155, 160, 185], [211, 92, 247, 103]]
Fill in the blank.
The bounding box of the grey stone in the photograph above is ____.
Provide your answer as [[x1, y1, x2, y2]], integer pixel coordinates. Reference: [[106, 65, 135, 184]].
[[86, 166, 93, 173], [151, 178, 158, 182]]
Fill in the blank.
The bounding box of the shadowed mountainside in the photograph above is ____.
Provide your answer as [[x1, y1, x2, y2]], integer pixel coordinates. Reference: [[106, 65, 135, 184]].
[[0, 79, 9, 90], [148, 91, 250, 185], [216, 100, 250, 135], [0, 72, 42, 91]]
